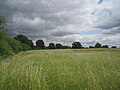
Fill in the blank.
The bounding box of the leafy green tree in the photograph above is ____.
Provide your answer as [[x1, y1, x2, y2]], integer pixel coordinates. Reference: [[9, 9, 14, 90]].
[[0, 16, 12, 57], [14, 34, 29, 44], [14, 34, 34, 49], [62, 45, 71, 49], [0, 16, 23, 57], [0, 32, 13, 57], [36, 39, 45, 49], [56, 43, 62, 49], [95, 43, 101, 48], [111, 46, 117, 48], [102, 45, 109, 48], [0, 31, 23, 57], [72, 42, 82, 49], [48, 43, 55, 49], [6, 36, 23, 53], [95, 43, 102, 48], [26, 39, 34, 48]]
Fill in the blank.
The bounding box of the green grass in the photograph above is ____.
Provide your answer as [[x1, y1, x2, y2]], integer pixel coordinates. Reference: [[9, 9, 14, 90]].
[[0, 49, 120, 90]]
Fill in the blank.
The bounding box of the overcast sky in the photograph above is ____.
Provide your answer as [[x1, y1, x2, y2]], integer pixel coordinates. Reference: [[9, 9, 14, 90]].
[[0, 0, 120, 47]]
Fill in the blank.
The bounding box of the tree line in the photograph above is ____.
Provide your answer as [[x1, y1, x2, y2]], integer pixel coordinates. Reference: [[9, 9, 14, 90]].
[[0, 16, 117, 58], [14, 34, 117, 50]]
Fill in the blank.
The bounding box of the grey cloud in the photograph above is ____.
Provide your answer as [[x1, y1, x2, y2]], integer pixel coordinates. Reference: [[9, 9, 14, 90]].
[[103, 26, 120, 35], [96, 17, 120, 29], [50, 30, 76, 37], [0, 0, 120, 46], [95, 0, 120, 30]]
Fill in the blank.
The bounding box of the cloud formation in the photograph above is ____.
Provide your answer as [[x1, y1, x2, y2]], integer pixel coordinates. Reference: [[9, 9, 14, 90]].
[[0, 0, 120, 47]]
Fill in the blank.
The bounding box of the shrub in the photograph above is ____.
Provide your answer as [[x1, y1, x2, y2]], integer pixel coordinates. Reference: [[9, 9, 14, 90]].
[[0, 32, 13, 57], [6, 36, 23, 53], [0, 31, 23, 57], [0, 16, 23, 58]]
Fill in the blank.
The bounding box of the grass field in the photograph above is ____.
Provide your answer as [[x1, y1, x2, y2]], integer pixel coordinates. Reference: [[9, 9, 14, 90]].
[[0, 49, 120, 90]]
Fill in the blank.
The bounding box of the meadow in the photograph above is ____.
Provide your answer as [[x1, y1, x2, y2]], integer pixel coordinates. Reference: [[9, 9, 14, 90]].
[[0, 49, 120, 90]]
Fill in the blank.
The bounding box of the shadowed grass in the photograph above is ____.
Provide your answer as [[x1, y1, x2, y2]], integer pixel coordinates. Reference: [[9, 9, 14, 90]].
[[0, 49, 120, 90]]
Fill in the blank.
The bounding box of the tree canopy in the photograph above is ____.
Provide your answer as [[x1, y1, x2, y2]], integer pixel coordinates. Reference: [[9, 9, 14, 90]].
[[102, 45, 109, 48], [95, 43, 102, 48], [36, 39, 45, 49], [48, 43, 55, 49], [72, 42, 82, 49], [14, 34, 34, 50], [56, 43, 63, 49]]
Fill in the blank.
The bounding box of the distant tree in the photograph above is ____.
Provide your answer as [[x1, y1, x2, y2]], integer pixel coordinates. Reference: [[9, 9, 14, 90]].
[[56, 43, 62, 49], [95, 43, 102, 48], [48, 43, 55, 49], [72, 42, 82, 49], [62, 45, 71, 49], [89, 46, 94, 48], [36, 39, 45, 49], [14, 34, 34, 50], [111, 46, 117, 48], [102, 45, 109, 48]]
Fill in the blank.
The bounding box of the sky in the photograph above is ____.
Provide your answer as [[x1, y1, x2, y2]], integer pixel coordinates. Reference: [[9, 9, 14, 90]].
[[0, 0, 120, 47]]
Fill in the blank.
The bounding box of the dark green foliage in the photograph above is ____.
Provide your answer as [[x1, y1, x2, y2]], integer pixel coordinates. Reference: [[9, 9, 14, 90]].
[[14, 34, 28, 43], [0, 31, 24, 57], [0, 32, 12, 57], [111, 46, 117, 48], [95, 43, 102, 48], [72, 42, 82, 48], [6, 36, 23, 53], [0, 16, 13, 57], [26, 40, 34, 48], [48, 43, 55, 49], [0, 40, 13, 57], [56, 43, 63, 49], [14, 34, 34, 50], [89, 46, 94, 48], [102, 45, 109, 48], [36, 39, 45, 49], [0, 16, 23, 57], [21, 43, 32, 51], [0, 32, 13, 57], [62, 45, 71, 49]]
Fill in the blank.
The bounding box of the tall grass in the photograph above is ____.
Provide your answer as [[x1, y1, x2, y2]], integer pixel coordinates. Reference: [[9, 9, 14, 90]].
[[0, 49, 120, 90]]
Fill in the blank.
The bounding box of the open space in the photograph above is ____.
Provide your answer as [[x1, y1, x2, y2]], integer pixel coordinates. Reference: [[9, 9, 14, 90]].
[[0, 49, 120, 90]]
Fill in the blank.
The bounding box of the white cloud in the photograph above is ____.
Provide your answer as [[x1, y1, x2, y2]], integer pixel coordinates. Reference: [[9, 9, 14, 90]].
[[0, 0, 120, 47]]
